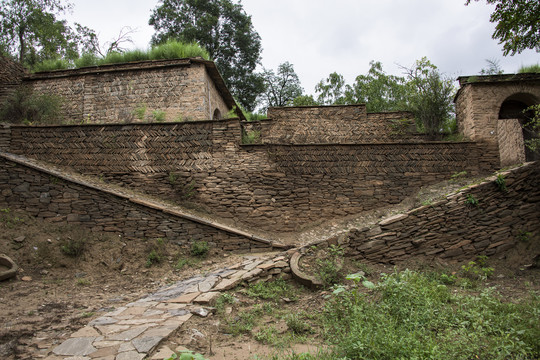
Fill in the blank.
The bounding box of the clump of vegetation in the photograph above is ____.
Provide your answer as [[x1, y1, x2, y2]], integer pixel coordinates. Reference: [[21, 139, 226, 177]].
[[315, 245, 344, 288], [321, 269, 540, 359], [518, 64, 540, 73], [241, 129, 261, 144], [495, 174, 507, 192], [245, 278, 296, 302], [152, 109, 166, 122], [166, 350, 209, 360], [145, 238, 166, 267], [60, 236, 86, 257], [133, 104, 147, 121], [461, 255, 494, 280], [190, 240, 209, 257], [465, 193, 479, 207], [0, 86, 63, 125]]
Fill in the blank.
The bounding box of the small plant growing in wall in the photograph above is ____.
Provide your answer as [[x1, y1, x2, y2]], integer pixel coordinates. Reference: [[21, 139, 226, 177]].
[[495, 174, 508, 192], [242, 130, 261, 144], [133, 104, 147, 121], [152, 109, 166, 122], [389, 118, 411, 136], [168, 172, 178, 186], [465, 194, 479, 207]]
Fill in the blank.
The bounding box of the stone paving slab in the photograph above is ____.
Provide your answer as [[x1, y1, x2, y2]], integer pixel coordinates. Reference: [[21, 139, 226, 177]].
[[46, 252, 292, 360]]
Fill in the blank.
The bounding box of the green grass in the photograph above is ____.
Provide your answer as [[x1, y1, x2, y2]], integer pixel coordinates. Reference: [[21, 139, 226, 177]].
[[319, 269, 539, 359], [518, 64, 540, 73], [33, 40, 210, 72], [244, 278, 297, 302]]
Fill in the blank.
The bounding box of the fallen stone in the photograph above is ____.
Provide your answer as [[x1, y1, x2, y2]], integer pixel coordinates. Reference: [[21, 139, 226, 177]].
[[213, 277, 241, 291], [115, 350, 145, 360], [191, 308, 210, 317], [70, 326, 100, 338], [88, 317, 118, 326]]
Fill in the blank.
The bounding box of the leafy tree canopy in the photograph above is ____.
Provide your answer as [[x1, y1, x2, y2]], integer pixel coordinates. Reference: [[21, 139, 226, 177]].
[[261, 62, 303, 109], [466, 0, 540, 56], [0, 0, 96, 67], [149, 0, 264, 111]]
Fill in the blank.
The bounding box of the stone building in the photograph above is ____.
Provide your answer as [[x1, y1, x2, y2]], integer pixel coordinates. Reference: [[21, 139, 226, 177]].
[[455, 73, 540, 167], [5, 57, 242, 123]]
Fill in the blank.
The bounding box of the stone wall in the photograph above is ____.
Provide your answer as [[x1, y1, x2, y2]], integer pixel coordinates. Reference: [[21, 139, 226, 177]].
[[0, 152, 284, 252], [2, 120, 500, 233], [0, 56, 26, 105], [346, 162, 540, 263], [23, 59, 233, 123], [261, 105, 423, 144]]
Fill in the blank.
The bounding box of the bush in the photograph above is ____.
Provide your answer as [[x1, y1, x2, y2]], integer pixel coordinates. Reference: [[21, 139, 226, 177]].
[[60, 236, 86, 257], [33, 58, 71, 72], [190, 240, 209, 257], [0, 86, 63, 124]]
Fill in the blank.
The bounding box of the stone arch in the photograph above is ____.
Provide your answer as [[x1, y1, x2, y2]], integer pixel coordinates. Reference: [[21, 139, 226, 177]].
[[213, 108, 222, 120], [497, 92, 539, 166]]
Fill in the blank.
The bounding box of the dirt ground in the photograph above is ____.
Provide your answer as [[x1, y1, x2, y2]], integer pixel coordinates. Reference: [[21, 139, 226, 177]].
[[0, 207, 539, 360]]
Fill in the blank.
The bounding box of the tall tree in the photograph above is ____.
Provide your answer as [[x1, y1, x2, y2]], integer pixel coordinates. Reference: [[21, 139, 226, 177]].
[[466, 0, 540, 55], [149, 0, 264, 111], [345, 61, 408, 112], [0, 0, 95, 66], [261, 62, 303, 108], [315, 72, 347, 105]]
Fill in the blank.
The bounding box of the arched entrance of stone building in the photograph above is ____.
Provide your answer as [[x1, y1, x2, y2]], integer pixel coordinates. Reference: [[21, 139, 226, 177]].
[[497, 93, 539, 166], [213, 108, 222, 120]]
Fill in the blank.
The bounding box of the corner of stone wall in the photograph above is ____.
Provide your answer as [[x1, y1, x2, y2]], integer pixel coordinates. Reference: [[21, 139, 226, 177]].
[[0, 124, 11, 151]]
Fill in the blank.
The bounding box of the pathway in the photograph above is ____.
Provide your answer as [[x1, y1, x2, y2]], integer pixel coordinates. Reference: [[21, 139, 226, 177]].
[[44, 252, 292, 360]]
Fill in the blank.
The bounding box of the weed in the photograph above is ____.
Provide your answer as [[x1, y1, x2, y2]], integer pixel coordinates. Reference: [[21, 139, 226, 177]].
[[495, 174, 508, 192], [518, 230, 532, 242], [190, 241, 209, 257], [80, 311, 95, 318], [145, 249, 161, 267], [168, 172, 178, 185], [152, 109, 166, 122], [242, 130, 261, 144], [461, 255, 494, 280], [60, 236, 85, 257], [254, 326, 279, 344], [465, 193, 479, 207], [166, 350, 209, 360], [225, 307, 260, 335], [215, 293, 236, 314], [245, 279, 296, 302], [174, 256, 198, 271], [450, 170, 468, 182], [316, 245, 344, 288], [285, 314, 312, 334], [181, 180, 197, 199], [321, 269, 540, 359], [133, 104, 147, 121], [76, 278, 91, 286]]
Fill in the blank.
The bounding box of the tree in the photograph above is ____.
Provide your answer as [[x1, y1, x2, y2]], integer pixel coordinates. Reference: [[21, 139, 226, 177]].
[[149, 0, 264, 111], [401, 57, 456, 138], [344, 61, 408, 112], [466, 0, 540, 56], [0, 0, 96, 66], [315, 72, 347, 105], [261, 62, 303, 108]]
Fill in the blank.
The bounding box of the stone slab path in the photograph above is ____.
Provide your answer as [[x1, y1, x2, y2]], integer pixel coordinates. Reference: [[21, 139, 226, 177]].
[[44, 252, 291, 360]]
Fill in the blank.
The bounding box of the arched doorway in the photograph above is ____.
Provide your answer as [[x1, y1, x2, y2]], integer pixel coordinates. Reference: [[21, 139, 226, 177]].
[[213, 108, 222, 120], [497, 93, 539, 165]]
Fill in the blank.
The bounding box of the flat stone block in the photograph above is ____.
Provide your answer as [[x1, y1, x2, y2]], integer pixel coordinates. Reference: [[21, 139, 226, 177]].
[[116, 350, 145, 360], [193, 291, 220, 305], [70, 326, 100, 338], [132, 335, 163, 353], [53, 337, 97, 356], [167, 292, 201, 304]]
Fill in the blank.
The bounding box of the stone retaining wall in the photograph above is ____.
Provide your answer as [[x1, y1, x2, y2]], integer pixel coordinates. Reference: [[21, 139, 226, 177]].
[[1, 120, 500, 233], [261, 105, 423, 144], [0, 152, 284, 252], [346, 162, 540, 263]]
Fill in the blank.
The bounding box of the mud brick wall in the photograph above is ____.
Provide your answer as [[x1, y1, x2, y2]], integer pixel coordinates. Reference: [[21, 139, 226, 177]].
[[3, 120, 500, 233], [346, 162, 540, 263], [497, 119, 526, 167], [0, 154, 280, 252], [23, 59, 230, 123], [261, 105, 423, 144]]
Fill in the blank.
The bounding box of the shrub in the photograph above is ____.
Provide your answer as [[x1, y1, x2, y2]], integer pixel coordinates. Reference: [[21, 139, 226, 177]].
[[33, 58, 71, 72], [152, 109, 166, 122], [0, 86, 63, 125], [60, 236, 86, 257], [190, 240, 209, 257], [74, 53, 99, 68], [145, 249, 161, 267], [241, 130, 261, 144]]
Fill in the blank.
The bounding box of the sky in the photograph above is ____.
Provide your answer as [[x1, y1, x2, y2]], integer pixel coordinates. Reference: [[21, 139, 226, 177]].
[[66, 0, 539, 95]]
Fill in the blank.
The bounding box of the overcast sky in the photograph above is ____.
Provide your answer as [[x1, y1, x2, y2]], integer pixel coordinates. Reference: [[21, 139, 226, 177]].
[[67, 0, 539, 95]]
